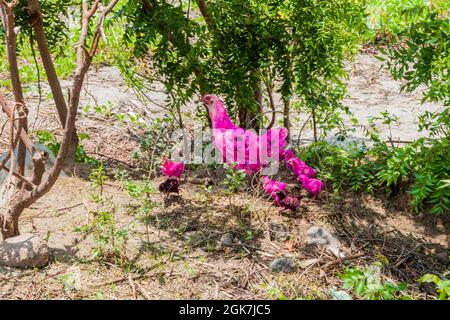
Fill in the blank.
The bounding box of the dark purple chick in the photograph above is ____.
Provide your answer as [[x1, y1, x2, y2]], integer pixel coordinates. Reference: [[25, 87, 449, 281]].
[[158, 178, 179, 196], [275, 191, 301, 212]]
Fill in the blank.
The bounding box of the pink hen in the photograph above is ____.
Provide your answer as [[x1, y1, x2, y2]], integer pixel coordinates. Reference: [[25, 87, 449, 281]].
[[203, 94, 288, 175], [161, 159, 185, 178], [298, 174, 325, 198]]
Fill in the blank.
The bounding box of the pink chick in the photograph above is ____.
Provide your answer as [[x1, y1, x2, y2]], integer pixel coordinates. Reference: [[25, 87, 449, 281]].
[[286, 158, 316, 178], [161, 159, 185, 179], [298, 174, 325, 198], [275, 191, 301, 212], [262, 176, 287, 202], [282, 149, 296, 161]]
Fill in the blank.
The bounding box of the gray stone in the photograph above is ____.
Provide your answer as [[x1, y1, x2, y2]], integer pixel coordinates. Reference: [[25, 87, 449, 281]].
[[270, 258, 295, 273], [436, 251, 449, 264], [0, 233, 50, 268], [305, 226, 347, 259], [219, 232, 234, 247], [269, 222, 289, 241]]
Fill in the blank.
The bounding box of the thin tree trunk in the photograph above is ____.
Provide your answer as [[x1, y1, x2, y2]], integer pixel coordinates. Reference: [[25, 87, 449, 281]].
[[238, 73, 263, 130], [27, 0, 68, 127], [283, 97, 290, 141], [254, 79, 263, 130], [195, 0, 213, 29], [1, 5, 27, 180], [27, 0, 79, 163], [312, 106, 318, 142]]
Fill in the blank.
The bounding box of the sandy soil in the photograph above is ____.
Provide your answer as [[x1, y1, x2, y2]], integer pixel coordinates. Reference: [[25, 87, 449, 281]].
[[0, 170, 448, 299], [289, 53, 442, 145]]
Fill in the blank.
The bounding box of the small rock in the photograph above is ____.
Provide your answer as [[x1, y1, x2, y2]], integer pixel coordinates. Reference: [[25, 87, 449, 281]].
[[0, 233, 49, 268], [270, 258, 295, 273], [305, 226, 347, 258], [436, 251, 449, 264], [219, 232, 234, 247], [269, 222, 289, 241]]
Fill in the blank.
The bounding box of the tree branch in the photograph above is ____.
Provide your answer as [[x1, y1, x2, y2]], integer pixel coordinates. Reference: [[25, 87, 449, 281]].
[[0, 94, 34, 154], [1, 0, 119, 239], [27, 0, 120, 205], [27, 0, 69, 128], [194, 0, 213, 30], [0, 2, 27, 179], [263, 79, 276, 130]]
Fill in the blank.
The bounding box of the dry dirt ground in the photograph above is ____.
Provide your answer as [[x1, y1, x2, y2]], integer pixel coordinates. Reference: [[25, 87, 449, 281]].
[[0, 52, 448, 300], [0, 172, 448, 299]]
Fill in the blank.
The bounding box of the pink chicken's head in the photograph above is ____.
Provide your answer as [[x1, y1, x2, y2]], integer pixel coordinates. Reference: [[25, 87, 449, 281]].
[[202, 94, 235, 129], [202, 94, 217, 111], [202, 94, 220, 121], [161, 159, 185, 179]]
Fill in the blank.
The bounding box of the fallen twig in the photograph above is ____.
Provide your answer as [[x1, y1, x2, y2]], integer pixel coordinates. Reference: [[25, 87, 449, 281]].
[[57, 202, 83, 212], [322, 253, 367, 268], [134, 281, 152, 300], [128, 273, 137, 299]]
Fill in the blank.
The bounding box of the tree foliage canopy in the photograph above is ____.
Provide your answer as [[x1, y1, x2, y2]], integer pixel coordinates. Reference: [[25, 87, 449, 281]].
[[122, 0, 366, 127]]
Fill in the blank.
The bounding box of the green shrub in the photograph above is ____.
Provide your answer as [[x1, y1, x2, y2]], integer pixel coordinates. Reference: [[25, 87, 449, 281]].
[[419, 274, 450, 300], [339, 263, 408, 300], [300, 137, 450, 215]]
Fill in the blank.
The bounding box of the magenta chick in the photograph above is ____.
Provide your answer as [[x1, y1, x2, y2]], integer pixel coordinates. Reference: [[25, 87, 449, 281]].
[[286, 158, 317, 178], [262, 177, 300, 212], [262, 176, 287, 202], [282, 149, 296, 162], [161, 159, 185, 179], [298, 174, 325, 198], [275, 192, 301, 212]]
